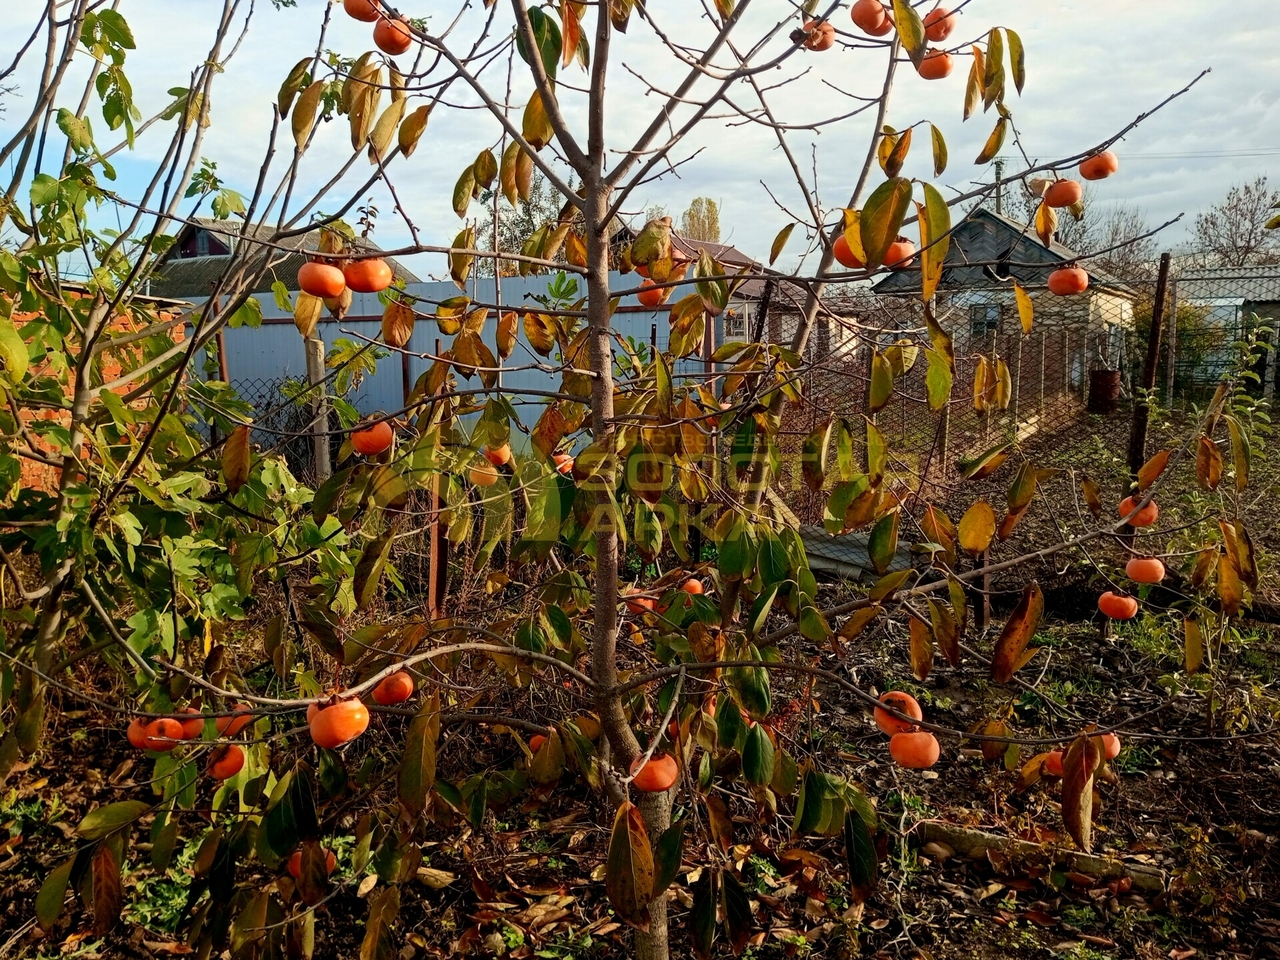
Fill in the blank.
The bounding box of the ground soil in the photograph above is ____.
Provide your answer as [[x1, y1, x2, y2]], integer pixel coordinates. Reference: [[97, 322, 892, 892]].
[[3, 594, 1278, 960]]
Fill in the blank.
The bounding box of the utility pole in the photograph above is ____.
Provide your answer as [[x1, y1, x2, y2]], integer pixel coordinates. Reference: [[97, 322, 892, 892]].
[[994, 158, 1005, 216]]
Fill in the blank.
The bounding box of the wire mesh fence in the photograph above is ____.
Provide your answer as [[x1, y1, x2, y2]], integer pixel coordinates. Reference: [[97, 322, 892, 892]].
[[230, 375, 325, 483], [1167, 268, 1280, 406]]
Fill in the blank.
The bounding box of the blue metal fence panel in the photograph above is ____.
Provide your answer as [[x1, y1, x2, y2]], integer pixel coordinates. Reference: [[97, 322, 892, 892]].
[[211, 273, 712, 425]]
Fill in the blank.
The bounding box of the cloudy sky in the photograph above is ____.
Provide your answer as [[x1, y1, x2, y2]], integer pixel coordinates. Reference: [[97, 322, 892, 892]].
[[2, 0, 1278, 278]]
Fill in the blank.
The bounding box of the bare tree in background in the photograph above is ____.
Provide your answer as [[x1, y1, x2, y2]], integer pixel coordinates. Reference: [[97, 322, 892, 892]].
[[477, 171, 565, 277], [680, 197, 721, 243], [1192, 175, 1280, 267], [1013, 185, 1156, 278]]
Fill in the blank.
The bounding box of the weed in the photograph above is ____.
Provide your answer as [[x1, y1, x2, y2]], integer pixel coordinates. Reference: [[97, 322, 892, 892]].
[[1060, 904, 1097, 928], [535, 931, 599, 959], [744, 853, 779, 893]]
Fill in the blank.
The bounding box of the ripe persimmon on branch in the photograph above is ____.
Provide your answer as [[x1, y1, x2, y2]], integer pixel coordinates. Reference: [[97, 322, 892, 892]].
[[0, 1, 1264, 957]]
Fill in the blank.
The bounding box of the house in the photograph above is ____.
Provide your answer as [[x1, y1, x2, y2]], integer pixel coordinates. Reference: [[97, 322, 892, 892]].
[[145, 217, 420, 300], [873, 207, 1138, 346], [1171, 265, 1280, 398]]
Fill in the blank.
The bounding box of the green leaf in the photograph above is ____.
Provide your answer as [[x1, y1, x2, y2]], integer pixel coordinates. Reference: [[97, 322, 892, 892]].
[[799, 604, 831, 644], [729, 646, 771, 720], [868, 510, 900, 575], [756, 533, 789, 587], [716, 695, 745, 752], [721, 869, 752, 955], [92, 9, 136, 49], [515, 5, 562, 81], [925, 348, 952, 411], [742, 723, 775, 786], [844, 809, 878, 904], [29, 173, 60, 207], [918, 183, 951, 303], [869, 352, 893, 413], [78, 800, 150, 840], [860, 178, 913, 268], [801, 417, 833, 493], [605, 801, 654, 932], [35, 857, 74, 931], [690, 868, 717, 960], [0, 315, 29, 384], [57, 108, 95, 154], [891, 0, 927, 68], [866, 419, 887, 484], [652, 817, 687, 897], [353, 528, 395, 612]]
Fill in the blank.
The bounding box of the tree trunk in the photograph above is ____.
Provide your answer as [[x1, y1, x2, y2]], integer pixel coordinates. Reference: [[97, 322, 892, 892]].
[[635, 789, 672, 960], [579, 187, 669, 958]]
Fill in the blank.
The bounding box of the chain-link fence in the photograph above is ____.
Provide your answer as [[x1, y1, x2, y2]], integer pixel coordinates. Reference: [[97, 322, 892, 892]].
[[1167, 268, 1280, 406], [771, 265, 1279, 597], [231, 376, 324, 482]]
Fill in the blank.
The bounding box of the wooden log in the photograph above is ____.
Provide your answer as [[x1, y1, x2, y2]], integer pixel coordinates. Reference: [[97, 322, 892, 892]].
[[915, 821, 1166, 895]]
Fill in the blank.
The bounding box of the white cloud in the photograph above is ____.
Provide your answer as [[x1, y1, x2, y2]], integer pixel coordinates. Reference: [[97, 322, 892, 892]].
[[2, 0, 1277, 274]]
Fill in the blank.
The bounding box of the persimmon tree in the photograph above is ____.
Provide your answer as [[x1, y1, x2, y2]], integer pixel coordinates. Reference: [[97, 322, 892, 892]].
[[0, 1, 1255, 958]]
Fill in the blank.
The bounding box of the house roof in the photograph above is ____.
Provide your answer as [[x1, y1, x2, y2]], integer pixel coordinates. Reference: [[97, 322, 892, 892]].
[[872, 207, 1136, 298], [145, 217, 419, 300], [1174, 266, 1280, 304]]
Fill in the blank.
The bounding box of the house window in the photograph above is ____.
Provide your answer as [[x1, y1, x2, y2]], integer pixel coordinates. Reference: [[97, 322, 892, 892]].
[[969, 303, 1001, 337], [724, 305, 748, 339], [177, 228, 230, 259]]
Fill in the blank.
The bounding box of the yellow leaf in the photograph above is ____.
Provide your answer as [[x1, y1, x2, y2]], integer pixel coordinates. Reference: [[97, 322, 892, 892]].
[[957, 500, 996, 555], [770, 223, 794, 266], [1137, 449, 1171, 491], [381, 299, 415, 349], [399, 104, 431, 158], [522, 90, 555, 150], [294, 292, 322, 339], [1014, 283, 1034, 333], [223, 425, 251, 494], [291, 80, 324, 148], [368, 98, 406, 163]]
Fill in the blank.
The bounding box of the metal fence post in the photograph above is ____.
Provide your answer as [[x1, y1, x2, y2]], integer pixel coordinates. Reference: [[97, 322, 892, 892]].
[[1165, 277, 1178, 409], [1127, 253, 1172, 482], [1010, 332, 1023, 422], [427, 337, 448, 620], [1037, 328, 1046, 417]]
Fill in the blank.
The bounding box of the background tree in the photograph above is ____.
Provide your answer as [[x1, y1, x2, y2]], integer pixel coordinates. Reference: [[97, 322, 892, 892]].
[[1014, 184, 1158, 278], [476, 171, 566, 276], [680, 197, 721, 243], [1191, 174, 1280, 266]]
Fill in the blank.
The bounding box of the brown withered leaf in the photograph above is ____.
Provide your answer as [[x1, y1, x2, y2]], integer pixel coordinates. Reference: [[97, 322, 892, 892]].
[[381, 299, 415, 349], [223, 425, 251, 494], [991, 582, 1043, 684], [1061, 734, 1101, 852]]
